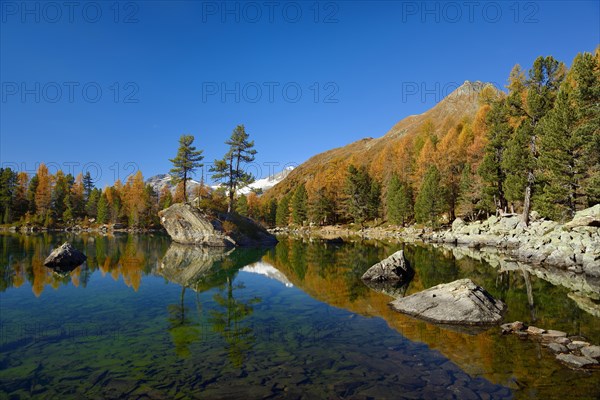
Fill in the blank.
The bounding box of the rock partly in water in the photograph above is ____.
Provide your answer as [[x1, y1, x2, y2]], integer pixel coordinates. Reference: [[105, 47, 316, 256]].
[[43, 242, 87, 272], [389, 279, 506, 326], [158, 203, 277, 247], [362, 251, 415, 298], [362, 250, 412, 282]]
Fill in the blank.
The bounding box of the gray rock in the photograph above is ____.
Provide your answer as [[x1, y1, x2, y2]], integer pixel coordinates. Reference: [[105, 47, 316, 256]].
[[526, 326, 545, 335], [542, 330, 567, 341], [546, 343, 569, 353], [500, 321, 524, 334], [451, 217, 465, 231], [44, 242, 87, 269], [362, 250, 412, 282], [158, 203, 277, 247], [564, 204, 600, 229], [567, 341, 590, 351], [556, 353, 598, 368], [581, 345, 600, 360], [389, 279, 506, 326]]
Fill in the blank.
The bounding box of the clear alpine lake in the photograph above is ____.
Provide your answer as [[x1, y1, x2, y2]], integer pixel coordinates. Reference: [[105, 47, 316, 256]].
[[1, 233, 599, 399]]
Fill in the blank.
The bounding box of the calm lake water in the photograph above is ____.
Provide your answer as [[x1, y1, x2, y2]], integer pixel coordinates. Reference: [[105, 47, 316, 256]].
[[1, 233, 599, 399]]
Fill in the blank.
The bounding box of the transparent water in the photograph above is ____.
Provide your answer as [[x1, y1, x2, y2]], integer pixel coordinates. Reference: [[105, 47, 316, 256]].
[[1, 233, 599, 399]]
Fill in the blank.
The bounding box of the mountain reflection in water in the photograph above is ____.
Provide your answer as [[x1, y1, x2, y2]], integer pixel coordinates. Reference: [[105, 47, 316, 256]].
[[1, 233, 599, 399]]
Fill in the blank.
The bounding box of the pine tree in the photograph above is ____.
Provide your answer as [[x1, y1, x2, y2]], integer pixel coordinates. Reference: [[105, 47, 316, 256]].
[[97, 192, 108, 224], [235, 194, 249, 216], [537, 51, 600, 219], [415, 165, 446, 226], [71, 173, 85, 219], [210, 125, 257, 213], [83, 171, 94, 200], [86, 188, 101, 218], [502, 123, 531, 211], [159, 186, 173, 210], [264, 198, 277, 227], [13, 172, 29, 220], [169, 135, 204, 203], [505, 57, 566, 224], [52, 170, 70, 219], [0, 168, 17, 224], [275, 193, 291, 227], [386, 174, 413, 226], [309, 188, 335, 225], [478, 98, 512, 211], [343, 165, 379, 226], [291, 184, 308, 225]]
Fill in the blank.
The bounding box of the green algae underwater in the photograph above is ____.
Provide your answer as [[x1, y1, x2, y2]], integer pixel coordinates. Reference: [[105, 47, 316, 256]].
[[1, 233, 599, 399]]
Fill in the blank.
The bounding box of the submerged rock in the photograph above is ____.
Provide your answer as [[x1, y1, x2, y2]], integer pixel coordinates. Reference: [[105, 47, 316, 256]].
[[389, 279, 506, 326], [361, 250, 412, 282], [158, 203, 277, 247], [44, 242, 87, 271]]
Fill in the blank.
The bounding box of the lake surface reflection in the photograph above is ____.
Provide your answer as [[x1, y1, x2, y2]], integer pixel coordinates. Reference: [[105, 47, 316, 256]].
[[1, 233, 599, 399]]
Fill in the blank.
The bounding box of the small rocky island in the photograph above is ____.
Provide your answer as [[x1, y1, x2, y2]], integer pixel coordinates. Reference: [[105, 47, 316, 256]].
[[159, 203, 277, 247]]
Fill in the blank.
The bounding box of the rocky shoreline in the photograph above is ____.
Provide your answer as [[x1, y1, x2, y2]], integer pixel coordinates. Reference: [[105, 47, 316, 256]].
[[269, 205, 600, 279]]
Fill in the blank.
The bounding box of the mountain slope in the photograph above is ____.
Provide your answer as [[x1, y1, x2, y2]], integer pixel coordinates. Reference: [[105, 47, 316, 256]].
[[266, 80, 492, 199]]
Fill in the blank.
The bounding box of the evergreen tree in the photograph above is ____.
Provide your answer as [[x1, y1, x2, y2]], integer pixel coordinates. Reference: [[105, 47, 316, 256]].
[[83, 171, 94, 200], [415, 165, 446, 226], [502, 123, 532, 211], [291, 184, 308, 225], [505, 56, 566, 224], [309, 188, 335, 225], [275, 193, 291, 227], [210, 125, 257, 212], [478, 98, 512, 211], [343, 165, 380, 225], [86, 188, 101, 218], [169, 135, 204, 203], [52, 170, 70, 219], [267, 198, 278, 227], [97, 192, 108, 224], [13, 172, 29, 220], [159, 186, 173, 210], [70, 173, 85, 219], [235, 194, 249, 216], [386, 174, 413, 226], [0, 168, 16, 224], [537, 51, 600, 219]]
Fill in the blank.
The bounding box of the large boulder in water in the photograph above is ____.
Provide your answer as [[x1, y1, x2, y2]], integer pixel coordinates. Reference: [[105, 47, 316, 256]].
[[44, 242, 87, 271], [159, 203, 277, 247], [389, 279, 506, 326], [361, 250, 414, 298], [361, 250, 412, 282]]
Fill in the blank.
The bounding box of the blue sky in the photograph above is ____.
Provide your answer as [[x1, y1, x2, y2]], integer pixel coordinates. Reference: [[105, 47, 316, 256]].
[[1, 0, 598, 187]]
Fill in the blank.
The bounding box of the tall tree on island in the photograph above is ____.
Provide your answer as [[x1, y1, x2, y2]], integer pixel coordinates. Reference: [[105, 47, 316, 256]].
[[210, 125, 257, 213], [169, 135, 204, 203]]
